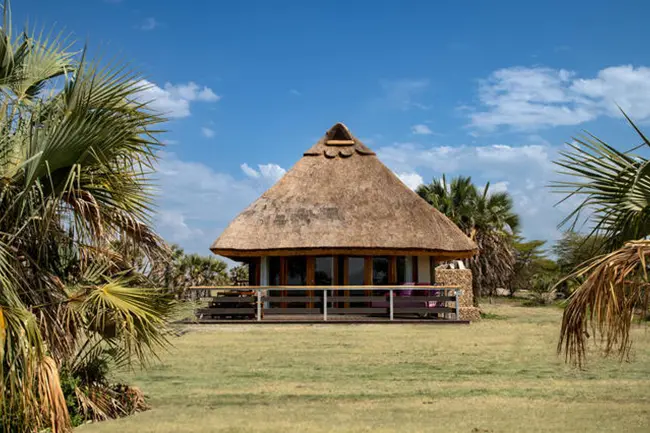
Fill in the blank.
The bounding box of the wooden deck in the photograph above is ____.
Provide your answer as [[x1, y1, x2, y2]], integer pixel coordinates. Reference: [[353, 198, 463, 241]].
[[187, 285, 465, 324], [181, 314, 469, 324]]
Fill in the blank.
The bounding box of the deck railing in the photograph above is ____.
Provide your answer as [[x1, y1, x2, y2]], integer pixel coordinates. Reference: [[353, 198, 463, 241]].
[[187, 285, 462, 322]]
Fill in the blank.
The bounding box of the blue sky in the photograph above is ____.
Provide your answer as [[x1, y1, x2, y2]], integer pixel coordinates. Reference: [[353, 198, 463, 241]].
[[15, 0, 650, 257]]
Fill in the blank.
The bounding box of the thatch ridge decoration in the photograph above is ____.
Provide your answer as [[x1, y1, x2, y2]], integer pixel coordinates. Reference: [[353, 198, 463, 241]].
[[211, 123, 478, 259]]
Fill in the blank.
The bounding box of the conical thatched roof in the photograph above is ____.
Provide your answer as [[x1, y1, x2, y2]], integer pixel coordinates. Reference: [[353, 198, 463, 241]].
[[211, 123, 477, 259]]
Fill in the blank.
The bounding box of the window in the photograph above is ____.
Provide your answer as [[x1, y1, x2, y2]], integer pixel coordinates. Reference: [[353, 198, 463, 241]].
[[337, 256, 346, 285], [248, 261, 258, 286], [315, 257, 334, 285], [348, 257, 365, 285], [396, 256, 406, 284], [372, 257, 389, 285], [287, 256, 307, 285], [268, 257, 281, 286]]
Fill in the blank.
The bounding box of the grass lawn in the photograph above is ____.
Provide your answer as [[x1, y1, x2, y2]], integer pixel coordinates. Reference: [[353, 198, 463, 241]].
[[79, 301, 650, 432]]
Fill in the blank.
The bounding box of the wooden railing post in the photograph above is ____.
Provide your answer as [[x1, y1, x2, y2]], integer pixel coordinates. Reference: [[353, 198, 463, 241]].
[[257, 289, 262, 322], [455, 289, 460, 320], [323, 289, 328, 321], [389, 288, 394, 321]]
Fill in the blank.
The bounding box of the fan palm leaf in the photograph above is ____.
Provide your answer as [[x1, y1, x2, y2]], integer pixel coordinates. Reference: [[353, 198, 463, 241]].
[[553, 112, 650, 364], [0, 3, 175, 430]]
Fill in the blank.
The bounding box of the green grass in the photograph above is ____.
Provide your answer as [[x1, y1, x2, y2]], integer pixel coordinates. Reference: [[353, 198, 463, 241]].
[[79, 302, 650, 432]]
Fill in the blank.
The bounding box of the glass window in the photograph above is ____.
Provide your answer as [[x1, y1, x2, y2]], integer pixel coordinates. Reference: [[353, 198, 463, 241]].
[[337, 256, 345, 285], [287, 256, 307, 285], [248, 261, 257, 286], [348, 257, 365, 285], [315, 257, 333, 285], [372, 257, 389, 285], [396, 256, 406, 284], [268, 257, 281, 286]]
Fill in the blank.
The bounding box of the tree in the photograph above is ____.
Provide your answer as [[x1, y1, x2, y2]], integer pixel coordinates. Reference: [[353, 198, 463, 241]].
[[417, 175, 520, 303], [509, 239, 548, 296], [229, 264, 250, 285], [0, 7, 176, 431], [553, 112, 650, 364], [149, 244, 231, 297], [553, 232, 606, 274]]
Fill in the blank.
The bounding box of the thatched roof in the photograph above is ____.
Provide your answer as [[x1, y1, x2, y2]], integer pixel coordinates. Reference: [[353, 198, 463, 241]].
[[211, 123, 477, 259]]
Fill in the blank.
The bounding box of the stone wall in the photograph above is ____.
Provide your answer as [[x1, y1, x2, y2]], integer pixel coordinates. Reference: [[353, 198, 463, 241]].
[[435, 268, 481, 321]]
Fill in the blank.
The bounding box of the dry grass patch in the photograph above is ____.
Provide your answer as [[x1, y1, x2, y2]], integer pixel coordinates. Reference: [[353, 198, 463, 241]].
[[78, 302, 650, 432]]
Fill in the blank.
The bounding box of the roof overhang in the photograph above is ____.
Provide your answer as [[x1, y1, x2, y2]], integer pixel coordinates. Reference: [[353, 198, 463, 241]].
[[211, 246, 478, 261]]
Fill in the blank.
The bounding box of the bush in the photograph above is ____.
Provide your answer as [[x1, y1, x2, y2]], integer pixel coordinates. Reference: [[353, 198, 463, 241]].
[[523, 274, 557, 306]]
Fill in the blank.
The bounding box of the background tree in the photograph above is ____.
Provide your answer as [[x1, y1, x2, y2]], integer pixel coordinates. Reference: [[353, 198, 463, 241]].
[[150, 244, 231, 297], [229, 264, 250, 285], [0, 8, 177, 431], [553, 232, 606, 275], [509, 239, 549, 296], [417, 175, 520, 304], [553, 113, 650, 364]]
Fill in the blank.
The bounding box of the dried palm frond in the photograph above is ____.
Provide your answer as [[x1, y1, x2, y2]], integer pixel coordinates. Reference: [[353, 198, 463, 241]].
[[37, 356, 71, 433], [558, 240, 650, 366]]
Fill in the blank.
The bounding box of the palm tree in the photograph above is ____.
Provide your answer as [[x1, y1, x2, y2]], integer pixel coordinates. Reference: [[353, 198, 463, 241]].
[[416, 175, 477, 230], [0, 7, 176, 431], [553, 112, 650, 365], [417, 176, 520, 303]]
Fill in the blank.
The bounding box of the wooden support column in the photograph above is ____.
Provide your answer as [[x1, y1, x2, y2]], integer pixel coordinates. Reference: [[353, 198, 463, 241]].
[[412, 256, 419, 283], [255, 258, 261, 286], [342, 257, 349, 308], [364, 256, 372, 306], [389, 256, 397, 285], [306, 256, 315, 308], [430, 257, 437, 284], [280, 257, 288, 308]]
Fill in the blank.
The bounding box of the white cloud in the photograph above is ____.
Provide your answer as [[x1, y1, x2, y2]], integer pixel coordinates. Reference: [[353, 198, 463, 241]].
[[289, 89, 301, 96], [240, 163, 260, 179], [201, 127, 215, 138], [571, 66, 650, 119], [487, 181, 509, 193], [397, 172, 424, 190], [376, 141, 570, 242], [157, 211, 203, 242], [170, 82, 220, 102], [240, 163, 286, 182], [155, 153, 285, 255], [258, 164, 286, 182], [469, 65, 650, 130], [135, 80, 220, 118], [140, 17, 159, 31], [411, 124, 433, 135], [378, 79, 430, 110]]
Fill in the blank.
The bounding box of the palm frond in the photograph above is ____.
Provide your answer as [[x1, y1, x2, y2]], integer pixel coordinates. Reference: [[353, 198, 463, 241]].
[[558, 240, 650, 366], [552, 115, 650, 248]]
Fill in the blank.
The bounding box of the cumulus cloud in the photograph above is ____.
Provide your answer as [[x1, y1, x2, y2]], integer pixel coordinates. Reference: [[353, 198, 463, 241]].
[[397, 172, 424, 190], [470, 65, 650, 130], [411, 124, 433, 135], [157, 211, 203, 242], [154, 153, 285, 255], [240, 163, 286, 182], [135, 80, 220, 118], [201, 127, 215, 138], [240, 163, 260, 178], [376, 141, 570, 242]]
